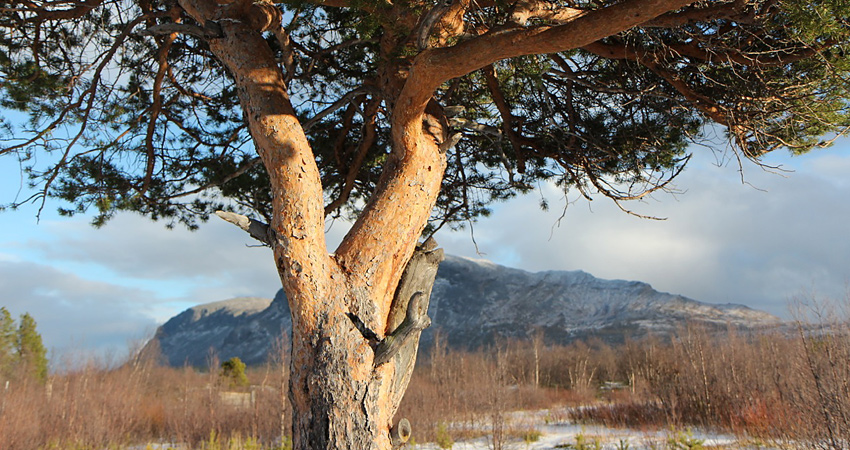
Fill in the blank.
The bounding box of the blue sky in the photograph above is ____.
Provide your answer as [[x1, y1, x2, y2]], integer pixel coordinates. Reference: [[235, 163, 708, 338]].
[[2, 140, 850, 359]]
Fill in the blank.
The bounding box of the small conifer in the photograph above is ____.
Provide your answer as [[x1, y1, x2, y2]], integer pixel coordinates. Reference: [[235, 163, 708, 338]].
[[220, 356, 249, 388], [16, 313, 48, 383]]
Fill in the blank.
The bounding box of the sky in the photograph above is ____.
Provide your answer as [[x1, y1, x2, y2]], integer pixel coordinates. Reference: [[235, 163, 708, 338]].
[[2, 139, 850, 360]]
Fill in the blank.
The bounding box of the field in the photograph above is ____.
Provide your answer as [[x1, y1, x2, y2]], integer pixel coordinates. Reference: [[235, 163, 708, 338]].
[[2, 300, 849, 450]]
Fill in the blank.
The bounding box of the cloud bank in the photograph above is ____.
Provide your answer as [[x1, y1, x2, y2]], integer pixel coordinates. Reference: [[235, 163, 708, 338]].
[[437, 148, 850, 317], [2, 144, 849, 355]]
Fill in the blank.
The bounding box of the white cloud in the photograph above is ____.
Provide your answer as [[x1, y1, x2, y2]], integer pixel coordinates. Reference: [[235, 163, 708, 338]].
[[437, 146, 850, 318], [0, 253, 21, 262], [0, 260, 161, 355], [27, 214, 284, 301], [0, 207, 361, 353]]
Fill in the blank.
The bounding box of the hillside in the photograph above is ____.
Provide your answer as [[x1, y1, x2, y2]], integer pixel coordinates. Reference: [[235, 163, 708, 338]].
[[148, 255, 780, 366]]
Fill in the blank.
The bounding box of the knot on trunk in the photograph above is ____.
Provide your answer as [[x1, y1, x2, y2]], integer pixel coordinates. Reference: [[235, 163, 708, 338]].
[[214, 0, 282, 33]]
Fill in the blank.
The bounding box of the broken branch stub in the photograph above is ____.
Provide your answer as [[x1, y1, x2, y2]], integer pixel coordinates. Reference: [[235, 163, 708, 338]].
[[214, 210, 273, 246], [390, 418, 412, 449], [373, 291, 431, 367], [382, 238, 444, 411]]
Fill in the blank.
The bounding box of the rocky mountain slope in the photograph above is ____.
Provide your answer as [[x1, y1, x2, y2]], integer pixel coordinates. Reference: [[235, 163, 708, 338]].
[[149, 255, 780, 366]]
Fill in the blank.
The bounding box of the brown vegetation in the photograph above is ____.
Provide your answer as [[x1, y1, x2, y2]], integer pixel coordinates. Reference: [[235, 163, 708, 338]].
[[0, 348, 287, 450], [4, 298, 850, 449]]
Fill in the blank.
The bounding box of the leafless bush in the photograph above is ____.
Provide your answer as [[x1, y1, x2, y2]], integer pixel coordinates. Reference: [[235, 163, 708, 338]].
[[0, 343, 289, 450]]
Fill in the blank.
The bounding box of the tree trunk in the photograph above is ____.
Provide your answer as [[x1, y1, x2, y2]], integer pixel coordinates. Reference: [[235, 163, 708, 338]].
[[189, 18, 445, 447], [178, 3, 446, 450], [289, 242, 443, 450]]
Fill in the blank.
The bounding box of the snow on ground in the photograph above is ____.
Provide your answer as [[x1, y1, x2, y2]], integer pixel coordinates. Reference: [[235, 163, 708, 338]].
[[134, 408, 778, 450], [411, 408, 773, 450]]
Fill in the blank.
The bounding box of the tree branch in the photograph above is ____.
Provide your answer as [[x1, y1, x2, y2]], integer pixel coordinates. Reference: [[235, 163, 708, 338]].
[[142, 23, 203, 38], [11, 0, 105, 21], [665, 41, 827, 67], [483, 64, 537, 173], [390, 419, 412, 450], [167, 155, 259, 200], [581, 40, 729, 124], [280, 0, 352, 8], [215, 210, 273, 246], [141, 30, 177, 195], [301, 86, 378, 131], [448, 117, 502, 137], [179, 0, 335, 331], [642, 0, 752, 28], [331, 103, 359, 171], [416, 2, 452, 50], [510, 0, 587, 26], [408, 0, 697, 108], [325, 98, 381, 216]]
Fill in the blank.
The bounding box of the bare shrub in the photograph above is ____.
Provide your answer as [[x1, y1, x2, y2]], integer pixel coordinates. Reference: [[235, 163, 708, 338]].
[[0, 341, 289, 450]]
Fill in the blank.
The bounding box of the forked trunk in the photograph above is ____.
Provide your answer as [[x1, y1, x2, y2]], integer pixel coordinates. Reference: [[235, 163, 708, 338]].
[[183, 5, 449, 449], [288, 243, 443, 450]]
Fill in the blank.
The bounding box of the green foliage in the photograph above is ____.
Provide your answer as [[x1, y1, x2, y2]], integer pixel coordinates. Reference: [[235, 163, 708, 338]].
[[0, 307, 15, 377], [555, 431, 602, 450], [435, 422, 454, 449], [220, 357, 249, 388], [16, 312, 48, 383], [666, 428, 705, 450], [614, 439, 632, 450], [3, 0, 850, 230], [522, 428, 542, 443], [0, 310, 48, 382], [202, 429, 223, 450], [275, 435, 293, 450], [576, 432, 602, 450], [199, 431, 268, 450], [775, 0, 850, 44]]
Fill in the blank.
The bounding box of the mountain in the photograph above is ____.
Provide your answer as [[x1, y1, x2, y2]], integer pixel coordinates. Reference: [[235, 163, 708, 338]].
[[152, 296, 291, 367], [426, 256, 778, 349], [148, 255, 780, 366]]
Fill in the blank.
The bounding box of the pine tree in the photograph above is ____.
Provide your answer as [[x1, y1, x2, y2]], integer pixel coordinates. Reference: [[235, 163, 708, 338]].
[[5, 0, 850, 448], [220, 357, 249, 388], [16, 313, 48, 383], [0, 308, 15, 378]]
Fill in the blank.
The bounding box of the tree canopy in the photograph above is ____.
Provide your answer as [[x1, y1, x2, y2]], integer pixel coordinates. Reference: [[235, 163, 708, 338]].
[[0, 307, 16, 377], [16, 313, 48, 382], [3, 0, 848, 230]]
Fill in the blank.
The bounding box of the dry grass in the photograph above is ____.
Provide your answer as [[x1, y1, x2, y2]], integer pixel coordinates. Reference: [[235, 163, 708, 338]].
[[4, 295, 850, 449], [0, 351, 288, 450]]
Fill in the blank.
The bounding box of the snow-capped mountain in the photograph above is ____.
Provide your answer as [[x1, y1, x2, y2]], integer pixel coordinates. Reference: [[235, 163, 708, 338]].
[[426, 255, 778, 349], [149, 255, 780, 366]]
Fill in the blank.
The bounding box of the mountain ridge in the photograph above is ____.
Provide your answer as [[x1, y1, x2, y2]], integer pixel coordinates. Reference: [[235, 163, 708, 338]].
[[148, 255, 780, 366]]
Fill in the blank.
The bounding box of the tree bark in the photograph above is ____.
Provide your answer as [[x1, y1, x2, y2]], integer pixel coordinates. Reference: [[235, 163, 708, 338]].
[[288, 242, 443, 450]]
